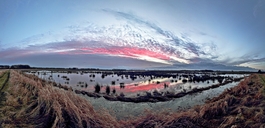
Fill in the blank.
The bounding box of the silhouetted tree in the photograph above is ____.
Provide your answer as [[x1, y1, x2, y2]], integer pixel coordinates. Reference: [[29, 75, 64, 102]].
[[120, 92, 125, 97], [258, 70, 262, 73], [0, 65, 9, 69], [10, 64, 30, 69], [164, 83, 168, 88], [106, 85, 110, 95], [120, 83, 125, 89], [217, 78, 223, 84], [112, 88, 116, 94], [182, 79, 188, 83], [101, 74, 105, 79], [94, 83, 101, 93]]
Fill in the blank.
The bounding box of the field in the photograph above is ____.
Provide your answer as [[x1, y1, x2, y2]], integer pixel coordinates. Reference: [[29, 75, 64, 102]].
[[24, 70, 246, 103], [0, 69, 264, 127]]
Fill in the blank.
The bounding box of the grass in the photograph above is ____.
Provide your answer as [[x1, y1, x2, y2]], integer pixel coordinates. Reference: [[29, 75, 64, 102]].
[[1, 71, 265, 127], [259, 74, 265, 96], [0, 70, 10, 124], [260, 75, 265, 84], [121, 74, 265, 127], [0, 71, 10, 91], [0, 70, 119, 127], [0, 70, 10, 99]]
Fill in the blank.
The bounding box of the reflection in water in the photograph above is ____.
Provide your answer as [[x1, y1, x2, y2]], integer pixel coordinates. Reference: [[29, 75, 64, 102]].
[[85, 81, 242, 119], [26, 70, 247, 119], [27, 70, 247, 96]]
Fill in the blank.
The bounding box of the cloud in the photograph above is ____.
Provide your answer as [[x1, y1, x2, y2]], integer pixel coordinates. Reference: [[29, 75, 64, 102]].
[[102, 9, 212, 57], [0, 52, 168, 69], [0, 39, 260, 70], [217, 52, 265, 66], [5, 10, 218, 65], [0, 40, 171, 64], [157, 61, 256, 71], [3, 9, 262, 70], [0, 47, 37, 58], [103, 10, 219, 61], [253, 0, 265, 18], [231, 57, 265, 67]]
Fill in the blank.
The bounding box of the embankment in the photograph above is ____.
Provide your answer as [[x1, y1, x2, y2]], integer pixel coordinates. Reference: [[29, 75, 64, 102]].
[[0, 70, 119, 127]]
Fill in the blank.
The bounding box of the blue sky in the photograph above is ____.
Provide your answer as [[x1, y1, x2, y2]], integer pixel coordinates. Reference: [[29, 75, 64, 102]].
[[0, 0, 265, 70]]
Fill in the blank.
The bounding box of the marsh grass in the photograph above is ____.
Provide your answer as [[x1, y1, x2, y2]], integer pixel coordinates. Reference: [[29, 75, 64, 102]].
[[0, 70, 119, 127]]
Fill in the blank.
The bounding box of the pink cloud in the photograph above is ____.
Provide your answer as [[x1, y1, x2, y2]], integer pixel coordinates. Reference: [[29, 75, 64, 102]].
[[66, 47, 171, 61]]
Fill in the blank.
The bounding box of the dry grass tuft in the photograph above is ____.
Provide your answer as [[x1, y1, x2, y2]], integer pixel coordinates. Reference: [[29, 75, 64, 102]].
[[120, 109, 202, 128]]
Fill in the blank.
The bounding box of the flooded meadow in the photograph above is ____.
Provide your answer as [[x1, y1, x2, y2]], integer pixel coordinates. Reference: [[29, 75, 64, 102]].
[[27, 70, 247, 96], [24, 70, 249, 118]]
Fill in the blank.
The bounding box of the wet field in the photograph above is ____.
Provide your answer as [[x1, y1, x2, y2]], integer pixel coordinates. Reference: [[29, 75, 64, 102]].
[[25, 70, 248, 119], [27, 70, 247, 96]]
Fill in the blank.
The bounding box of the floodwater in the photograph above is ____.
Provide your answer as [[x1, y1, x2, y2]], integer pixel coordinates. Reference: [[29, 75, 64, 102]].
[[28, 70, 246, 95], [27, 70, 246, 119], [83, 81, 241, 119]]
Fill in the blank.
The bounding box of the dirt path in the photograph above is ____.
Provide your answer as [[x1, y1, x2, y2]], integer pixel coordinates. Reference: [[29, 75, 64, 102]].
[[259, 74, 265, 85], [0, 71, 10, 97], [0, 71, 10, 92], [0, 71, 10, 120]]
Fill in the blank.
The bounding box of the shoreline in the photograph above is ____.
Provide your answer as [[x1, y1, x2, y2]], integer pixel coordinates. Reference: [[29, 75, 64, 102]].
[[55, 77, 244, 103]]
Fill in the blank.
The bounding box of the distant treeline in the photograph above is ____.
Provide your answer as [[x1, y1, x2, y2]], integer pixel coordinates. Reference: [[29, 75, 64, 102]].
[[0, 65, 263, 74], [0, 65, 10, 69], [0, 65, 31, 69]]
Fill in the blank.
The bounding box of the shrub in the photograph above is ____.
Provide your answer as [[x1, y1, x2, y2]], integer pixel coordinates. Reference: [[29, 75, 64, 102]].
[[164, 83, 168, 88], [182, 79, 188, 83], [95, 83, 101, 93], [120, 92, 125, 97], [112, 88, 116, 94], [106, 85, 110, 95]]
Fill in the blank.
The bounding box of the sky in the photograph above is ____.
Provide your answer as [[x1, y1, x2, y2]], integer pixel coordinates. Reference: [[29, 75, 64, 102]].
[[0, 0, 265, 70]]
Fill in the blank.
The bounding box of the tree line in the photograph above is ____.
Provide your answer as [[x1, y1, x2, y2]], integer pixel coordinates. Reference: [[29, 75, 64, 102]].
[[0, 65, 31, 69]]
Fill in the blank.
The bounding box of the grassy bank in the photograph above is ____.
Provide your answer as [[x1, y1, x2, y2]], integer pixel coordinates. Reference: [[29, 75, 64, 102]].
[[120, 74, 265, 127], [0, 70, 119, 127], [0, 70, 264, 127]]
